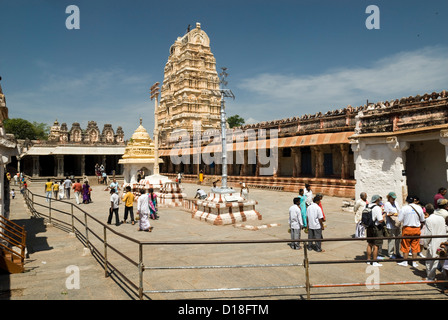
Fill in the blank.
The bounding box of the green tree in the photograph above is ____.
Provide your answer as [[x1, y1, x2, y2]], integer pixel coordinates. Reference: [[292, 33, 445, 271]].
[[3, 118, 50, 140], [227, 114, 245, 128]]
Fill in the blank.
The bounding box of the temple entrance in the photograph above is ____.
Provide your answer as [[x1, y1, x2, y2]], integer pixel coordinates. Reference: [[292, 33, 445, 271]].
[[405, 140, 447, 204], [40, 155, 55, 176]]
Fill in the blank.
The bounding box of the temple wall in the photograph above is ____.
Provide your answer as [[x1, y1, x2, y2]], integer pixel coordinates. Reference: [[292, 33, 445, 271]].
[[352, 138, 407, 206]]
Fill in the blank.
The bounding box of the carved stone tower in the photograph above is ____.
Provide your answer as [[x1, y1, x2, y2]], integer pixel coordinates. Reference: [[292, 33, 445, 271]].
[[158, 22, 221, 145]]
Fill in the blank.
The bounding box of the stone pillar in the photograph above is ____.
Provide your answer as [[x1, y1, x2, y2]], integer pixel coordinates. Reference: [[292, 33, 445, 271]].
[[292, 147, 301, 177], [81, 155, 85, 176], [32, 155, 39, 177], [55, 155, 64, 177], [313, 146, 324, 178], [340, 144, 350, 179], [102, 155, 106, 172]]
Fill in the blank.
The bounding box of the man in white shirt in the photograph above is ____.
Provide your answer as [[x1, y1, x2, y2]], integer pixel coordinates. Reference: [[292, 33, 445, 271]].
[[365, 194, 385, 267], [384, 192, 402, 259], [306, 195, 325, 252], [108, 188, 121, 226], [397, 195, 426, 267], [63, 177, 72, 199], [422, 203, 447, 280], [195, 189, 207, 200], [304, 184, 313, 207], [289, 197, 303, 250]]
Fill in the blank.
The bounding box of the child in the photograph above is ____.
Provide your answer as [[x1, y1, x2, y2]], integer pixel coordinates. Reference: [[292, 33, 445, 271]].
[[10, 189, 15, 199]]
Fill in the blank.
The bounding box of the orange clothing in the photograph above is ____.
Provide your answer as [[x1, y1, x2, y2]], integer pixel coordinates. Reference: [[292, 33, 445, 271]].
[[400, 226, 421, 253], [73, 182, 82, 192]]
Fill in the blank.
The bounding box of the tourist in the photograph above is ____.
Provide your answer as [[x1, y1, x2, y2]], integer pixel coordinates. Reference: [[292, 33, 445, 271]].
[[13, 174, 18, 186], [384, 192, 402, 259], [397, 195, 426, 267], [298, 189, 307, 229], [95, 163, 101, 183], [44, 178, 53, 202], [365, 194, 385, 266], [316, 192, 326, 222], [195, 188, 207, 200], [10, 189, 15, 200], [82, 181, 91, 204], [304, 183, 313, 207], [137, 188, 153, 232], [148, 187, 159, 220], [58, 179, 65, 200], [438, 241, 448, 294], [306, 195, 325, 252], [354, 192, 368, 238], [422, 203, 447, 281], [435, 199, 448, 222], [20, 181, 27, 195], [199, 170, 204, 184], [240, 183, 249, 200], [122, 186, 135, 225], [107, 188, 121, 226], [52, 180, 60, 199], [289, 197, 303, 250], [72, 179, 83, 205], [63, 176, 72, 199], [102, 171, 107, 185], [177, 172, 182, 184], [434, 187, 447, 209], [109, 178, 119, 194]]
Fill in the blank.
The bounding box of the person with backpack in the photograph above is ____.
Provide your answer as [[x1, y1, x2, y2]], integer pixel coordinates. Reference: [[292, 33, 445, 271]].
[[364, 194, 385, 266]]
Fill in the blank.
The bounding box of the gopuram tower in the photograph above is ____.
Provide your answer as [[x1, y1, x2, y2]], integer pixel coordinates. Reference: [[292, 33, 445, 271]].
[[157, 22, 221, 146]]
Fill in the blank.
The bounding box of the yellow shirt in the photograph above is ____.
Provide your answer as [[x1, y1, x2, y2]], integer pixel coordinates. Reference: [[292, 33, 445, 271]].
[[45, 182, 53, 192], [122, 192, 135, 207], [53, 183, 59, 191]]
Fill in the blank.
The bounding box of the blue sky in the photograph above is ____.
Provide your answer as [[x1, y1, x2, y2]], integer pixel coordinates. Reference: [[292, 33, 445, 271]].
[[1, 0, 447, 139]]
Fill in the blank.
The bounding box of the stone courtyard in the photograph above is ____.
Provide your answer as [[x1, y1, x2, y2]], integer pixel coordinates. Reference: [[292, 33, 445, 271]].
[[2, 179, 448, 300]]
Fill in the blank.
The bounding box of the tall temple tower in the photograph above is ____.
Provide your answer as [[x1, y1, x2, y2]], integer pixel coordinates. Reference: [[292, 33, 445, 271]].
[[157, 22, 221, 146]]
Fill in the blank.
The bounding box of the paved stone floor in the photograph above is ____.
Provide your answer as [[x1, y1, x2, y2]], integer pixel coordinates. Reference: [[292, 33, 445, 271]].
[[1, 179, 448, 300]]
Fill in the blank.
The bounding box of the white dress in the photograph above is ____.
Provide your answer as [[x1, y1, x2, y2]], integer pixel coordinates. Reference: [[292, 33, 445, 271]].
[[137, 194, 151, 230], [58, 184, 65, 200]]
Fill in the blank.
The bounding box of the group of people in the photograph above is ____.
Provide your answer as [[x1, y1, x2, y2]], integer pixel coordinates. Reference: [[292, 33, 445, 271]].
[[107, 186, 158, 233], [288, 184, 326, 252], [44, 177, 92, 204], [353, 188, 448, 289], [95, 163, 108, 185]]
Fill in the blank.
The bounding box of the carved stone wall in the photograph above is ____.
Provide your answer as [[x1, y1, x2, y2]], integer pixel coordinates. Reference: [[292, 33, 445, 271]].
[[158, 22, 221, 146]]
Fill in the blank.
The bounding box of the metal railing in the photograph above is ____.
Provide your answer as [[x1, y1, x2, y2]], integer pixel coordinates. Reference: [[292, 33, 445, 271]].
[[22, 188, 448, 299], [0, 215, 27, 272]]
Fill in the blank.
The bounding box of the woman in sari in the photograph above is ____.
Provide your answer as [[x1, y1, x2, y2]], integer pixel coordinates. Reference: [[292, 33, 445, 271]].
[[82, 181, 91, 204], [148, 188, 159, 220], [137, 189, 153, 232]]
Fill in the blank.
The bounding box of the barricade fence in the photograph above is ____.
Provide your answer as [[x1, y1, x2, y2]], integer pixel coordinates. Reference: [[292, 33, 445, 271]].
[[22, 188, 448, 300]]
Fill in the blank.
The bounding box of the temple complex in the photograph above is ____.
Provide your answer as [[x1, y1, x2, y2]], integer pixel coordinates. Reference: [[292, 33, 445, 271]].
[[157, 22, 222, 146], [13, 120, 125, 178]]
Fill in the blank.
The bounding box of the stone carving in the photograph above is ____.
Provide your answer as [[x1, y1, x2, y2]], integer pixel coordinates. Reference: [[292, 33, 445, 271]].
[[158, 22, 221, 146]]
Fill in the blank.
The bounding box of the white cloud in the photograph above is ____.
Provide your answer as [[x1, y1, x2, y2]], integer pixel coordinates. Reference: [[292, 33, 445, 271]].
[[237, 46, 448, 122]]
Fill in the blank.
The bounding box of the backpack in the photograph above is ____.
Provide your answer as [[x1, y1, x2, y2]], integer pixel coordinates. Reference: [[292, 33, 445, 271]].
[[361, 204, 377, 228]]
